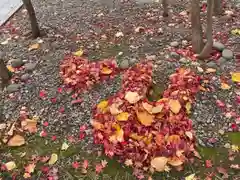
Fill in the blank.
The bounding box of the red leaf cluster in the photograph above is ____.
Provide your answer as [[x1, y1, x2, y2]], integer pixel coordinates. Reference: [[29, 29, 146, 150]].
[[91, 63, 200, 172], [60, 56, 118, 93]]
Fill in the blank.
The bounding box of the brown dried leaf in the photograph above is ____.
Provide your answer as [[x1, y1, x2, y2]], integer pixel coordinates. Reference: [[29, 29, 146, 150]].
[[8, 134, 25, 147], [151, 157, 168, 172]]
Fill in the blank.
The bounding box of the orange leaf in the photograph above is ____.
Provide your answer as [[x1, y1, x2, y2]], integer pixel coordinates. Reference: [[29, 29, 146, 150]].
[[7, 135, 25, 147], [124, 91, 142, 104], [136, 110, 154, 126], [28, 43, 40, 51], [169, 99, 181, 114], [167, 135, 181, 144], [151, 157, 168, 172], [155, 134, 164, 146], [221, 83, 231, 90], [109, 102, 123, 115], [129, 133, 144, 141], [116, 112, 129, 121], [91, 120, 104, 130], [21, 119, 37, 133], [101, 67, 112, 75]]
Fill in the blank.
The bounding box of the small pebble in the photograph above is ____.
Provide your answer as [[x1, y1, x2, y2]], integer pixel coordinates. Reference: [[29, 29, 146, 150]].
[[218, 129, 225, 135], [222, 49, 233, 59], [170, 41, 179, 47], [213, 41, 225, 51]]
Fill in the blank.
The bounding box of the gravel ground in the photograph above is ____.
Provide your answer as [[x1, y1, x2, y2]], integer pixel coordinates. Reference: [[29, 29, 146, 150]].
[[0, 0, 239, 152]]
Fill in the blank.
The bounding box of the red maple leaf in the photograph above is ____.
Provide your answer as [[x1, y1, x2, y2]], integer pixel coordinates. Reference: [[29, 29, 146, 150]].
[[39, 90, 47, 98], [72, 162, 80, 169], [82, 160, 88, 169], [95, 164, 103, 174], [205, 160, 213, 168]]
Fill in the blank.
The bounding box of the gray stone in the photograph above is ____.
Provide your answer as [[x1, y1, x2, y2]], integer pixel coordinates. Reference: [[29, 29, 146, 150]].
[[119, 59, 129, 69], [21, 74, 30, 81], [206, 61, 217, 68], [11, 59, 24, 68], [170, 52, 180, 59], [222, 49, 233, 59], [213, 41, 225, 51], [24, 63, 37, 72], [170, 41, 179, 47], [6, 84, 21, 93], [218, 57, 227, 64], [129, 58, 137, 65], [179, 57, 189, 63]]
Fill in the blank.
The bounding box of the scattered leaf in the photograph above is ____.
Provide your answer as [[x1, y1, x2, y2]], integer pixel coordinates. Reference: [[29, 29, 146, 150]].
[[116, 112, 129, 121], [185, 131, 193, 140], [185, 174, 196, 180], [48, 153, 58, 165], [205, 160, 213, 168], [152, 104, 164, 114], [232, 72, 240, 82], [97, 100, 108, 113], [72, 162, 80, 169], [95, 164, 104, 174], [206, 68, 216, 73], [7, 65, 14, 72], [61, 142, 69, 150], [168, 157, 184, 167], [231, 145, 239, 152], [151, 157, 168, 172], [125, 159, 133, 166], [169, 99, 181, 114], [5, 161, 16, 171], [125, 91, 142, 104], [221, 83, 231, 90], [136, 110, 154, 126], [7, 134, 25, 147], [185, 102, 191, 114], [73, 49, 83, 57], [28, 43, 40, 51], [142, 102, 153, 113], [101, 67, 112, 75], [25, 163, 36, 173]]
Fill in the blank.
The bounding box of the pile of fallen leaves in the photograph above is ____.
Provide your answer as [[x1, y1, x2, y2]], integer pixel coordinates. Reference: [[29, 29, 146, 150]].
[[60, 55, 118, 92], [91, 63, 201, 173]]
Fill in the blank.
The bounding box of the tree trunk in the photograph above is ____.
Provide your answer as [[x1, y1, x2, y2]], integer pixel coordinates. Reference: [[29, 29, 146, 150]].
[[0, 59, 10, 89], [162, 0, 168, 17], [191, 0, 204, 54], [213, 0, 222, 16], [22, 0, 40, 38], [198, 0, 214, 59]]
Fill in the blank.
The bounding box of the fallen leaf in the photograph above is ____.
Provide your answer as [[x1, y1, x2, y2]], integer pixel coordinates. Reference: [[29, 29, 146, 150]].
[[124, 91, 142, 104], [5, 161, 16, 171], [48, 153, 58, 165], [231, 145, 239, 152], [73, 49, 83, 57], [82, 160, 89, 169], [23, 172, 31, 179], [101, 160, 108, 168], [124, 159, 133, 166], [169, 99, 181, 114], [7, 65, 14, 72], [97, 100, 108, 113], [185, 131, 193, 140], [61, 142, 69, 150], [8, 135, 25, 147], [185, 102, 191, 114], [91, 120, 104, 130], [168, 157, 184, 167], [28, 43, 40, 51], [109, 124, 124, 142], [95, 164, 104, 174], [151, 104, 164, 114], [167, 135, 181, 144], [206, 68, 216, 73], [232, 72, 240, 82], [217, 167, 228, 178], [115, 31, 124, 37], [21, 118, 37, 133], [151, 157, 168, 172], [25, 163, 36, 173], [136, 110, 154, 126], [185, 173, 196, 180], [205, 160, 213, 168], [221, 83, 231, 90], [101, 67, 112, 75], [109, 102, 123, 115], [116, 112, 129, 121], [142, 102, 153, 113]]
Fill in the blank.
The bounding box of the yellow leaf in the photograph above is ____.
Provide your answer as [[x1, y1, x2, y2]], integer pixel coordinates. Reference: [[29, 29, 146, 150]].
[[142, 102, 153, 113], [124, 91, 142, 104], [129, 133, 144, 141], [109, 125, 124, 142], [136, 110, 154, 126], [73, 49, 83, 57], [151, 157, 168, 172], [169, 99, 181, 114], [48, 153, 58, 165], [116, 112, 129, 121], [221, 83, 231, 90], [61, 142, 69, 150], [152, 104, 164, 114], [7, 134, 25, 147], [101, 67, 112, 75], [168, 157, 184, 167], [185, 102, 191, 114], [206, 68, 216, 73], [5, 161, 16, 171], [185, 131, 193, 140], [97, 100, 108, 113], [231, 145, 239, 152], [232, 72, 240, 83], [7, 65, 14, 72], [28, 43, 40, 51], [185, 174, 196, 180]]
